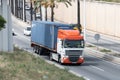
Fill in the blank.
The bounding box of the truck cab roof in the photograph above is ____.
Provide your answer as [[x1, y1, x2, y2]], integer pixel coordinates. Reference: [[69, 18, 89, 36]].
[[32, 21, 74, 30], [58, 29, 83, 40]]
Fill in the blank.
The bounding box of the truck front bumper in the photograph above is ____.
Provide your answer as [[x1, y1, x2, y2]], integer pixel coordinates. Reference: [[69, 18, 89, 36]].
[[62, 57, 84, 64]]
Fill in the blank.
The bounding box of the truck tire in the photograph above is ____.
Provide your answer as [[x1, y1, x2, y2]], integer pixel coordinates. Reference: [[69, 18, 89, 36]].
[[58, 55, 62, 64], [77, 63, 82, 65], [33, 46, 37, 53], [36, 47, 39, 54], [33, 47, 35, 53], [38, 47, 43, 55]]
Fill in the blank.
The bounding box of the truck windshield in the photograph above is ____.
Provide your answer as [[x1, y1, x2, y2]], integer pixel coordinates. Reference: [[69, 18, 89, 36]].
[[64, 39, 84, 48]]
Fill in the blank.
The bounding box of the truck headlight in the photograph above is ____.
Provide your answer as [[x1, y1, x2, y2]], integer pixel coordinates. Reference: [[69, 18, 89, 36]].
[[79, 56, 83, 58], [63, 54, 69, 58]]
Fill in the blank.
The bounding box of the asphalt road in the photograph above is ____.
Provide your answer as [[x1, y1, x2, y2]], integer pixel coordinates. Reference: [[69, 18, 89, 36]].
[[12, 16, 120, 80]]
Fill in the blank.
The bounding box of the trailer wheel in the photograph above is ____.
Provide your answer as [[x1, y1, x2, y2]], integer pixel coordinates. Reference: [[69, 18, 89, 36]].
[[49, 52, 53, 61], [33, 47, 35, 53], [36, 47, 39, 54], [38, 47, 43, 55], [33, 46, 37, 53]]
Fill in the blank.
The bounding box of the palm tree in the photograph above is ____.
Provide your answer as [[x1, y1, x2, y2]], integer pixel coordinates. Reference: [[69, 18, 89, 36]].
[[57, 0, 72, 7], [30, 0, 33, 21], [41, 0, 49, 21], [48, 0, 72, 22], [15, 0, 18, 17], [39, 2, 42, 20], [33, 0, 38, 20], [34, 0, 72, 21], [77, 0, 81, 33], [34, 0, 42, 20], [34, 0, 49, 21]]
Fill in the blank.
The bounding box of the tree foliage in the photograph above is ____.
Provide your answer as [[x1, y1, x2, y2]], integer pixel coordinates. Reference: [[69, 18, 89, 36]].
[[34, 0, 72, 21], [0, 15, 6, 31]]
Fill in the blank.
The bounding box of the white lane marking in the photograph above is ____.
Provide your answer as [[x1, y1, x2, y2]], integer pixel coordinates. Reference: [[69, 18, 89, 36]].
[[90, 65, 104, 72], [83, 77, 90, 80]]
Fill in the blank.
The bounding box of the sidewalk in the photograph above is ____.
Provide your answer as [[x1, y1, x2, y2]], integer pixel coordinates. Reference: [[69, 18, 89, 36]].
[[86, 30, 120, 44], [12, 15, 30, 28]]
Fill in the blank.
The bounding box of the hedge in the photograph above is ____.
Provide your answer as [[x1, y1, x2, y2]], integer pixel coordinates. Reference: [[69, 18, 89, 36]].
[[0, 15, 6, 31]]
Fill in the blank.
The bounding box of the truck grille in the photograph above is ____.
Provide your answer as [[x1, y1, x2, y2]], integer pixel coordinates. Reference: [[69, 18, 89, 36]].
[[69, 56, 79, 62], [66, 50, 83, 56]]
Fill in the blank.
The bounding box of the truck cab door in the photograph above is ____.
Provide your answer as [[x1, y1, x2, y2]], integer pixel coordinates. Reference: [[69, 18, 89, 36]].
[[57, 39, 63, 53]]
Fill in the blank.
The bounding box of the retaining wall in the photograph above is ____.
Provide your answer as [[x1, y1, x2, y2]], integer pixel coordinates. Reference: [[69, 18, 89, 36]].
[[48, 1, 120, 38]]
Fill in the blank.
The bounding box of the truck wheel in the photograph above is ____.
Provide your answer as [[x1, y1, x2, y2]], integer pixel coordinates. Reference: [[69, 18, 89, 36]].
[[33, 46, 37, 53], [77, 63, 82, 65], [33, 47, 35, 53], [36, 47, 39, 54], [49, 53, 53, 61], [58, 55, 62, 64], [38, 47, 43, 55]]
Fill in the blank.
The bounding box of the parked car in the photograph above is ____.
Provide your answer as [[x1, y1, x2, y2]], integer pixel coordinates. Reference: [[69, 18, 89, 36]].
[[23, 26, 31, 36], [36, 13, 41, 19]]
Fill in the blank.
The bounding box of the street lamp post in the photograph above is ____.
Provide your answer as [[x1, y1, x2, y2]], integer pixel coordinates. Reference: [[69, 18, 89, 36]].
[[83, 0, 86, 41], [23, 0, 26, 22], [30, 0, 33, 21], [20, 0, 23, 20], [15, 0, 18, 17], [77, 0, 81, 33]]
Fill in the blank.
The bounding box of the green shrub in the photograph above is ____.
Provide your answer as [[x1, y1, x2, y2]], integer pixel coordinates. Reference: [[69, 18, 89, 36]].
[[0, 15, 6, 31], [86, 44, 95, 47], [100, 49, 111, 52]]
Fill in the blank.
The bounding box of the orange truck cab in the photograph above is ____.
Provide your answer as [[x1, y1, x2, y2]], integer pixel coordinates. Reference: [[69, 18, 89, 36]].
[[50, 29, 85, 64]]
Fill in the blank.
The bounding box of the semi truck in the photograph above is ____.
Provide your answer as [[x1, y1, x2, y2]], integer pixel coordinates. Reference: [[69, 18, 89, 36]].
[[31, 21, 85, 64]]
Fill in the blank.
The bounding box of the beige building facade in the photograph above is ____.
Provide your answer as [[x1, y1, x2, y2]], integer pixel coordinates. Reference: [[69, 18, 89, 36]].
[[50, 1, 120, 38]]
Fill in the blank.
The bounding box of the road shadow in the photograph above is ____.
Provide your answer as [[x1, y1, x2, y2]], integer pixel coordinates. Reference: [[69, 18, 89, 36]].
[[26, 48, 101, 66], [102, 54, 114, 62], [81, 56, 101, 66], [61, 56, 101, 66]]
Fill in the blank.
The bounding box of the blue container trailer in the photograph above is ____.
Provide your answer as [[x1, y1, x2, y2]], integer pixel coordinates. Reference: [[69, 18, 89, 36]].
[[31, 21, 73, 51]]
